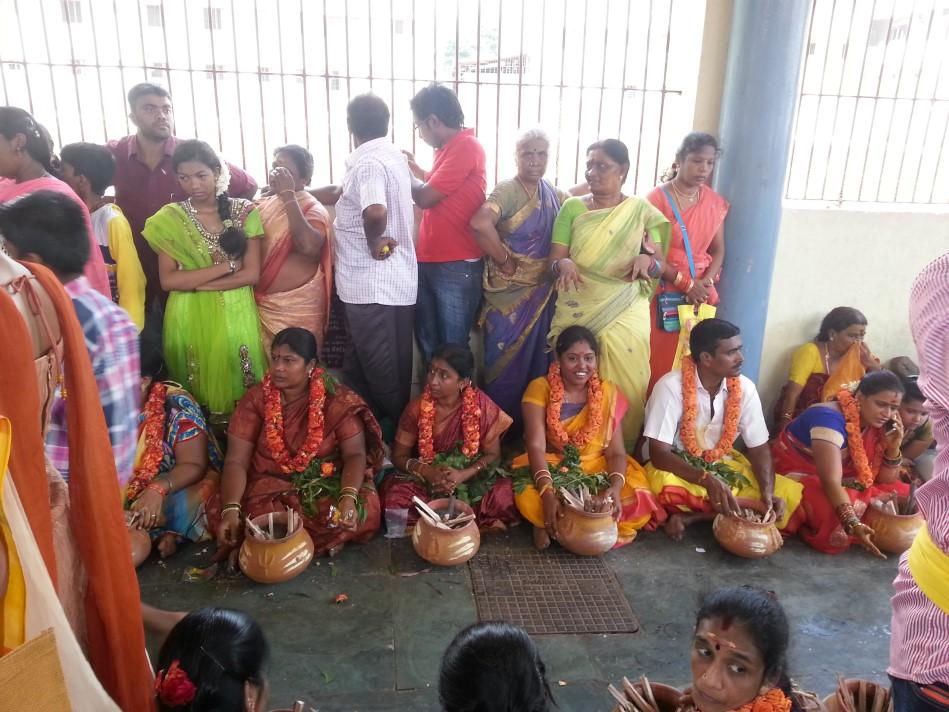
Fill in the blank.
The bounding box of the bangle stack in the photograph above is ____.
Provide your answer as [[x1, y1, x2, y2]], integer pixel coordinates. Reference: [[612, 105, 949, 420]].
[[883, 453, 903, 468], [146, 481, 169, 497], [608, 471, 626, 488], [647, 257, 662, 279], [221, 502, 242, 517], [406, 457, 421, 476], [673, 271, 694, 293], [338, 486, 360, 505], [835, 503, 862, 535]]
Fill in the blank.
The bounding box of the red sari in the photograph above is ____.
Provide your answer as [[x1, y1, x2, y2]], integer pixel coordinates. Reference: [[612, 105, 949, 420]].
[[646, 184, 729, 391], [773, 411, 908, 554], [209, 383, 384, 556], [380, 388, 519, 530]]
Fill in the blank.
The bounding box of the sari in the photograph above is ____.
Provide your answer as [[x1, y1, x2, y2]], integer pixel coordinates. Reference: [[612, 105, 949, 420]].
[[550, 197, 669, 446], [0, 261, 152, 710], [773, 405, 909, 554], [142, 200, 266, 418], [480, 179, 562, 426], [208, 382, 384, 557], [124, 384, 223, 544], [254, 193, 333, 355], [773, 341, 870, 425], [380, 388, 518, 530], [0, 176, 110, 299], [646, 184, 729, 390], [511, 376, 661, 546]]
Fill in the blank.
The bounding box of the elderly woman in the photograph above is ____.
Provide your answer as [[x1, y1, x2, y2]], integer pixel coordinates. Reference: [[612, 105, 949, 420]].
[[549, 139, 669, 446], [774, 370, 909, 556], [255, 144, 333, 355], [469, 129, 567, 430], [214, 327, 384, 559], [773, 306, 880, 431]]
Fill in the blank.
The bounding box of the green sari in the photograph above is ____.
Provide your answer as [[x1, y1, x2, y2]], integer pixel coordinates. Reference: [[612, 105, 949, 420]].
[[550, 196, 669, 446], [143, 200, 266, 417]]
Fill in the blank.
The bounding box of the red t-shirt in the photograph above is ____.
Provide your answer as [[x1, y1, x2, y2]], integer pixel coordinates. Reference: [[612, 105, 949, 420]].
[[416, 128, 486, 262]]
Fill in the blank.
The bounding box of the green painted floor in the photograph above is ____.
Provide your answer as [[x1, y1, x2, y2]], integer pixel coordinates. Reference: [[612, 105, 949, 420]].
[[139, 524, 898, 711]]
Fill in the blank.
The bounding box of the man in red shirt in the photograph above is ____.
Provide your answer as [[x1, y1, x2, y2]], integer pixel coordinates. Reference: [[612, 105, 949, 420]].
[[405, 84, 486, 362], [108, 83, 258, 308]]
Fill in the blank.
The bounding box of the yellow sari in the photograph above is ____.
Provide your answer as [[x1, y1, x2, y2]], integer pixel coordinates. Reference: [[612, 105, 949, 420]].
[[550, 197, 670, 446], [512, 376, 661, 546]]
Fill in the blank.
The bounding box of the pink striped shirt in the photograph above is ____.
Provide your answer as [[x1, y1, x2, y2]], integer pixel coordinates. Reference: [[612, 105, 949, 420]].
[[889, 251, 949, 685]]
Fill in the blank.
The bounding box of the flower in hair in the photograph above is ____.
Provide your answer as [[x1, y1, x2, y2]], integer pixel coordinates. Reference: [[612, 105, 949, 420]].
[[215, 152, 231, 196], [154, 660, 197, 707]]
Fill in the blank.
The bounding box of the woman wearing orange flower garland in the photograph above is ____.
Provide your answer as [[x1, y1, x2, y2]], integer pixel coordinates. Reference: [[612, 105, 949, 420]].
[[124, 330, 223, 562], [213, 327, 384, 559], [513, 326, 660, 550], [383, 344, 519, 531], [773, 371, 909, 556]]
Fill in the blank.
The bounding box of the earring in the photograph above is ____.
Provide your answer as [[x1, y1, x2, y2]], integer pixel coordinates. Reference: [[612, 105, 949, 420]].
[[307, 369, 314, 378]]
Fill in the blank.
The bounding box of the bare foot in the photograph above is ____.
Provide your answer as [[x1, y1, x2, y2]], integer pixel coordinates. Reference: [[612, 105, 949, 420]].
[[328, 542, 346, 557], [156, 532, 179, 559], [663, 513, 687, 541], [532, 526, 551, 550]]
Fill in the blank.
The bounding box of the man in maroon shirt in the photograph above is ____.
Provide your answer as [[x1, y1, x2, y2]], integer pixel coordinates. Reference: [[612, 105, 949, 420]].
[[108, 83, 258, 308], [405, 83, 486, 362]]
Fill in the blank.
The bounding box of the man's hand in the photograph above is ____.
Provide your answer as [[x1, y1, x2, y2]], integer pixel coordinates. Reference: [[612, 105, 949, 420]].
[[368, 236, 397, 260]]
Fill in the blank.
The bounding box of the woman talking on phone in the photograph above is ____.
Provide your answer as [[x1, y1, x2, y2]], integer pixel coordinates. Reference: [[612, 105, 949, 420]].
[[772, 371, 910, 556]]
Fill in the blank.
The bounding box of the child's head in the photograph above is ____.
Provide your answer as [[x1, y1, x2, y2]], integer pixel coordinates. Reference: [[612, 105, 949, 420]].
[[898, 376, 930, 432], [439, 622, 554, 712], [155, 608, 269, 712], [690, 587, 791, 712], [60, 142, 116, 199]]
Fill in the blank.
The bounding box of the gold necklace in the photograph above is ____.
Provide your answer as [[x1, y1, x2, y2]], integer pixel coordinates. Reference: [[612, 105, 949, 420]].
[[515, 176, 539, 201], [671, 180, 699, 207], [591, 193, 623, 210]]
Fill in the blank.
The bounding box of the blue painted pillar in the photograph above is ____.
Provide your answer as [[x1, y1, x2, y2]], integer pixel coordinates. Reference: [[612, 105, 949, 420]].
[[714, 0, 811, 382]]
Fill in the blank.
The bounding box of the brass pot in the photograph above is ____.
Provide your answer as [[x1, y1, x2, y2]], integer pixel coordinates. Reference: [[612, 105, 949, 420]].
[[822, 679, 889, 712], [557, 502, 618, 556], [864, 496, 923, 555], [239, 511, 315, 584], [713, 498, 783, 559], [412, 498, 481, 566], [129, 528, 152, 568]]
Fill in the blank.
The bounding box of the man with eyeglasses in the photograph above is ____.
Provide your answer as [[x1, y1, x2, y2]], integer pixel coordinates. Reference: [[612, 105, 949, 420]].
[[107, 83, 258, 308]]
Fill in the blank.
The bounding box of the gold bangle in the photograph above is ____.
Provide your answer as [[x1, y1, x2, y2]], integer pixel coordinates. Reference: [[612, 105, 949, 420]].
[[340, 486, 360, 496], [221, 502, 242, 515], [608, 472, 626, 487], [538, 483, 554, 498], [338, 492, 358, 503]]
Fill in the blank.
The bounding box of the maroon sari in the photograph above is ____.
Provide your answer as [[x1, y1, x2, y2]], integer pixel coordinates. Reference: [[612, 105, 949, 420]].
[[380, 388, 519, 531], [209, 382, 384, 556]]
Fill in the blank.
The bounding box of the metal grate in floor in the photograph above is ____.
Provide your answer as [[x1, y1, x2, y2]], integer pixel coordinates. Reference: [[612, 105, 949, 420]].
[[467, 546, 639, 635]]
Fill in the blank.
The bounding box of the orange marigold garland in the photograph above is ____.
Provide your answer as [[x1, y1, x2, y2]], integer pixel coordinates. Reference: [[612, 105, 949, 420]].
[[125, 381, 168, 501], [680, 355, 741, 463], [264, 370, 327, 474], [417, 384, 482, 463], [836, 388, 883, 489], [545, 362, 604, 448], [734, 688, 792, 712]]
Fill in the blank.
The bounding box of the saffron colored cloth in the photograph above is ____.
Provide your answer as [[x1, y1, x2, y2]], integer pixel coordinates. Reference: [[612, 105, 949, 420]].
[[772, 407, 908, 554], [890, 251, 949, 686], [0, 176, 110, 298], [1, 261, 154, 711], [773, 341, 870, 424], [646, 184, 729, 390], [254, 192, 333, 355], [125, 385, 223, 543], [142, 199, 266, 417], [45, 276, 140, 487], [480, 178, 562, 431], [416, 128, 487, 262], [380, 388, 518, 530], [511, 376, 661, 546], [209, 382, 385, 557], [90, 202, 146, 330], [549, 196, 670, 446]]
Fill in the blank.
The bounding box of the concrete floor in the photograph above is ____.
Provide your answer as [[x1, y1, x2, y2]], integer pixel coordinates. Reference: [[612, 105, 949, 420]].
[[139, 523, 899, 711]]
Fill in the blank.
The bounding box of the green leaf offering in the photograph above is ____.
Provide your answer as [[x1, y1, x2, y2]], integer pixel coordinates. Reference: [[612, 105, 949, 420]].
[[672, 448, 752, 491], [290, 457, 367, 523], [509, 444, 612, 495]]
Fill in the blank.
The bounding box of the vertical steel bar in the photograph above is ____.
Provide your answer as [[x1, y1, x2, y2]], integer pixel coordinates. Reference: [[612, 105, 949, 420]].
[[411, 0, 417, 155], [616, 0, 633, 135], [494, 1, 503, 184], [631, 0, 654, 189], [927, 102, 949, 203], [112, 0, 133, 136], [343, 0, 353, 98], [390, 0, 396, 138], [787, 0, 819, 198], [536, 0, 547, 123], [276, 0, 288, 144], [180, 0, 200, 139], [572, 0, 590, 180], [35, 1, 64, 147], [0, 49, 8, 106], [300, 0, 311, 152], [206, 0, 224, 149], [367, 0, 375, 91], [554, 0, 568, 183], [134, 0, 149, 82], [595, 0, 611, 139], [911, 7, 948, 200], [85, 0, 111, 140], [158, 0, 175, 98], [321, 0, 335, 182], [252, 0, 269, 174], [454, 0, 460, 93], [227, 0, 247, 166], [11, 0, 34, 112], [799, 0, 839, 197], [516, 0, 525, 128], [651, 0, 675, 188], [61, 0, 85, 140], [433, 0, 438, 83], [475, 0, 482, 127]]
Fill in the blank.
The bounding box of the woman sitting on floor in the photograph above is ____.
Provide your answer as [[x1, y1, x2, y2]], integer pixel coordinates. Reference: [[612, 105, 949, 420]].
[[773, 370, 909, 556], [213, 327, 384, 559], [512, 325, 660, 550], [125, 329, 223, 561], [773, 306, 880, 431], [382, 343, 520, 532]]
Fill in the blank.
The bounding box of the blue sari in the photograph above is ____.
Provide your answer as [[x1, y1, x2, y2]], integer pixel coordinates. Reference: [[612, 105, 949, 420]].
[[481, 179, 562, 428]]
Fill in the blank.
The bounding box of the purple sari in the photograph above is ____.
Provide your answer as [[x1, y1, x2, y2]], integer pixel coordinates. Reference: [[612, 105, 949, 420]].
[[481, 179, 562, 429]]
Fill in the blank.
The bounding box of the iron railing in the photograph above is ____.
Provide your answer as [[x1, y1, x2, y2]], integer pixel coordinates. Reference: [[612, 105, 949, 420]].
[[0, 0, 705, 191]]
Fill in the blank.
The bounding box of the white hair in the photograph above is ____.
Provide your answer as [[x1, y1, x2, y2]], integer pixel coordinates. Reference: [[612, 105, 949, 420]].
[[515, 127, 551, 150]]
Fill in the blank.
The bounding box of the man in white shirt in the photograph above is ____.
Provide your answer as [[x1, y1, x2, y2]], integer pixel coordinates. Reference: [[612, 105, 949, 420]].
[[332, 93, 418, 429], [643, 318, 802, 540]]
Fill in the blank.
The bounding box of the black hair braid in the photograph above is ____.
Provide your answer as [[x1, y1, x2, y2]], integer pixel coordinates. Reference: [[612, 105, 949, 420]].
[[216, 192, 248, 258]]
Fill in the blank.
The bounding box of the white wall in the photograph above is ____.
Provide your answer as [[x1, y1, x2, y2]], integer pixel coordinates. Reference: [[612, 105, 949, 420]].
[[757, 202, 949, 419]]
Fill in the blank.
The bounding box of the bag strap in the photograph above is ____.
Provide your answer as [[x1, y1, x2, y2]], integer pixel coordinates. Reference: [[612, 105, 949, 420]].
[[661, 186, 696, 279]]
